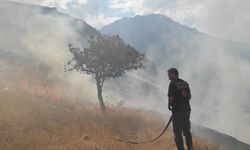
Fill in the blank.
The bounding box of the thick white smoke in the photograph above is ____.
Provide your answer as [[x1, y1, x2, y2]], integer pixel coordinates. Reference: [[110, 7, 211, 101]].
[[181, 39, 250, 143], [0, 1, 98, 103]]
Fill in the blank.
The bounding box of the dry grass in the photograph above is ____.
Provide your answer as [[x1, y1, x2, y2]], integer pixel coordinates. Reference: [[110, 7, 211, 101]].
[[0, 90, 218, 150]]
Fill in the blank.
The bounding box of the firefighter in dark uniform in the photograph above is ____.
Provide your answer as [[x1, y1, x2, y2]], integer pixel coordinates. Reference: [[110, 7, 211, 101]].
[[167, 68, 193, 150]]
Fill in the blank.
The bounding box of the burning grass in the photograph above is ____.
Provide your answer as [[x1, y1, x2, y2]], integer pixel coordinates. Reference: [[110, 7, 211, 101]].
[[0, 90, 218, 150]]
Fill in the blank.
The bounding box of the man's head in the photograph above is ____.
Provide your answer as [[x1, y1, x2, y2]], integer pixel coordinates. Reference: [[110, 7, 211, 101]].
[[168, 68, 179, 81]]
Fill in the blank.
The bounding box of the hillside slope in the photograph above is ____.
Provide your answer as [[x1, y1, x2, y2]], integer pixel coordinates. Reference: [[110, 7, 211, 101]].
[[192, 124, 250, 150], [0, 90, 218, 150], [0, 1, 165, 113], [0, 1, 102, 103]]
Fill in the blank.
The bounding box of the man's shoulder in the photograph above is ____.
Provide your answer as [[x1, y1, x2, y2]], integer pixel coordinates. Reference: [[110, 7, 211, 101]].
[[172, 78, 188, 83], [172, 79, 190, 88], [178, 78, 189, 84], [170, 79, 190, 87]]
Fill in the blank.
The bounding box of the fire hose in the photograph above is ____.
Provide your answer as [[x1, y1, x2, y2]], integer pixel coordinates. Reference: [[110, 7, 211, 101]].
[[111, 115, 173, 144]]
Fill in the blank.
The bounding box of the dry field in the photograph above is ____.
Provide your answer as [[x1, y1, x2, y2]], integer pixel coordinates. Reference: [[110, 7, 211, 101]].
[[0, 90, 218, 150]]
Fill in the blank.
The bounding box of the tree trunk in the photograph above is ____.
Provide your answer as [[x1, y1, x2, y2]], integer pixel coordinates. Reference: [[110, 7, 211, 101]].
[[95, 76, 106, 113]]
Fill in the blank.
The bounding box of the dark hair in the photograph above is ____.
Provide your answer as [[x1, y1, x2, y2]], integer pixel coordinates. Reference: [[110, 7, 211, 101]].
[[168, 68, 179, 77]]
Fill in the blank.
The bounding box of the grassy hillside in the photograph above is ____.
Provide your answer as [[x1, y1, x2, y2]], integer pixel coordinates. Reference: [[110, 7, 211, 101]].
[[0, 90, 218, 150]]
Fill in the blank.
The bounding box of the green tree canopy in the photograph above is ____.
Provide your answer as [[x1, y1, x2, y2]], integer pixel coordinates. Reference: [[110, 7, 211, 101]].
[[68, 34, 144, 113]]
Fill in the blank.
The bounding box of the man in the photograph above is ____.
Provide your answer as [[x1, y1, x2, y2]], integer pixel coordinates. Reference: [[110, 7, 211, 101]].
[[167, 68, 193, 150]]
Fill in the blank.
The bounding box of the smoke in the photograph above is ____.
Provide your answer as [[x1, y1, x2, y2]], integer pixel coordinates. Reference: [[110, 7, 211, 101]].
[[0, 1, 97, 103], [101, 13, 250, 143], [155, 37, 250, 143], [184, 39, 250, 141], [1, 0, 250, 145]]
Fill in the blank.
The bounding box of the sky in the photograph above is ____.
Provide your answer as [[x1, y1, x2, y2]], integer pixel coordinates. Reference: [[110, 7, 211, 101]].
[[11, 0, 250, 44]]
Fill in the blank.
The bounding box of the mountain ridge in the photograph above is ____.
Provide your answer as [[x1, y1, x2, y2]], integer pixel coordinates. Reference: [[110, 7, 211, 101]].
[[101, 14, 250, 64]]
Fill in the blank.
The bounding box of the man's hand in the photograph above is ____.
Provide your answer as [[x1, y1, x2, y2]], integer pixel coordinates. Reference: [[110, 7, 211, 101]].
[[168, 104, 172, 111], [168, 96, 174, 111]]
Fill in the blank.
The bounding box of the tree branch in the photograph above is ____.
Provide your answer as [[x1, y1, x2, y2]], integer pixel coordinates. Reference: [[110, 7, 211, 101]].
[[100, 77, 105, 87], [80, 66, 96, 74]]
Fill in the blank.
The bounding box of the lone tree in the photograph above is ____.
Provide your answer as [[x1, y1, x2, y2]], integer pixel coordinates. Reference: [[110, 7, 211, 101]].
[[67, 34, 144, 113]]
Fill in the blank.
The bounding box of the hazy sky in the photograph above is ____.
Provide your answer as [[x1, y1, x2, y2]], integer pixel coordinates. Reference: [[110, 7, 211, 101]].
[[11, 0, 250, 44]]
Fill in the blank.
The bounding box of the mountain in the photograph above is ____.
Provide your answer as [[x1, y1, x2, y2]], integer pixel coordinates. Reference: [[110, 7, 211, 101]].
[[101, 14, 250, 147], [101, 14, 250, 66], [102, 14, 200, 52]]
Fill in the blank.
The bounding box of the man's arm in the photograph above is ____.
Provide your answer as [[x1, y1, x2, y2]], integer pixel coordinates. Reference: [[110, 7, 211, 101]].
[[167, 82, 175, 111], [168, 96, 174, 111], [187, 83, 191, 100]]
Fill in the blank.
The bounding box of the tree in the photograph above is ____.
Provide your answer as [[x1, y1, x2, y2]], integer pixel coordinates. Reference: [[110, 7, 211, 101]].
[[67, 34, 144, 113]]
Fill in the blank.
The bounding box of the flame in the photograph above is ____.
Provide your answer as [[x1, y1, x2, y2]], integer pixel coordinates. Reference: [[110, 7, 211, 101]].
[[21, 79, 62, 102]]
